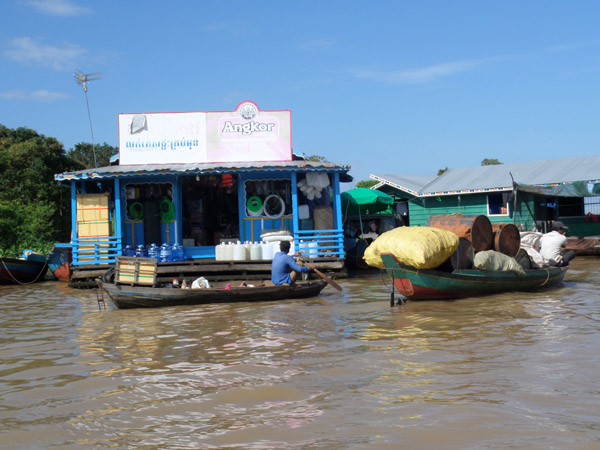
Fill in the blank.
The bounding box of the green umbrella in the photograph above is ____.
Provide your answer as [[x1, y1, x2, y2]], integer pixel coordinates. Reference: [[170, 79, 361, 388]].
[[341, 188, 394, 217]]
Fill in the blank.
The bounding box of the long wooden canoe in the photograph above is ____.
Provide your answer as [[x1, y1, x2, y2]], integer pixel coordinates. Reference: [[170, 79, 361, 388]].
[[96, 278, 328, 309], [380, 252, 567, 302]]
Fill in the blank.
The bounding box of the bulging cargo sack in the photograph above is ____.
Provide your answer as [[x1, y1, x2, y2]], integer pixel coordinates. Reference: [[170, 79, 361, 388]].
[[364, 226, 459, 269], [473, 250, 525, 275]]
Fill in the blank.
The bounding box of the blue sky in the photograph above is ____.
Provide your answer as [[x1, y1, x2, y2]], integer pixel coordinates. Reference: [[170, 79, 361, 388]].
[[1, 0, 599, 184]]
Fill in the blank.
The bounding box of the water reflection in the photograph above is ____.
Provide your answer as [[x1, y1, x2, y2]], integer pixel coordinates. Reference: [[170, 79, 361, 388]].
[[1, 258, 600, 448]]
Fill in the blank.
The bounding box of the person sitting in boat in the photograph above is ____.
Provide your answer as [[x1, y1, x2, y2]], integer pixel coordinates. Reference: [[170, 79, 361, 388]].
[[540, 221, 576, 267], [360, 221, 379, 241], [271, 241, 315, 285]]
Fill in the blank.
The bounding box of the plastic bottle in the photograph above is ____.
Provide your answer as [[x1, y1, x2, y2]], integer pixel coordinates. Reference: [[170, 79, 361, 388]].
[[233, 241, 246, 261], [172, 243, 184, 262], [215, 242, 224, 261], [159, 243, 172, 262], [124, 245, 134, 257], [250, 242, 262, 260], [224, 242, 234, 260], [148, 243, 159, 260], [135, 245, 147, 257]]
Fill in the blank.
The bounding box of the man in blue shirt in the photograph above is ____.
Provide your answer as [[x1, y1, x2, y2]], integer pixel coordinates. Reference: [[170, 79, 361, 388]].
[[271, 240, 315, 285]]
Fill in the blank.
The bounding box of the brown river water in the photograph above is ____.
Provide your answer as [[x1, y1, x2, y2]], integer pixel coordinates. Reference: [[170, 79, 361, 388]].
[[1, 258, 600, 449]]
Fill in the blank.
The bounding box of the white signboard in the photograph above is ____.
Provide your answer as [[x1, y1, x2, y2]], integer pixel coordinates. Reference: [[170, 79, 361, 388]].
[[118, 102, 292, 165]]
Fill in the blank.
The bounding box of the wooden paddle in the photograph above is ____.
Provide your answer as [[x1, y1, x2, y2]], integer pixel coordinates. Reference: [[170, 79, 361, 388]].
[[298, 257, 343, 292]]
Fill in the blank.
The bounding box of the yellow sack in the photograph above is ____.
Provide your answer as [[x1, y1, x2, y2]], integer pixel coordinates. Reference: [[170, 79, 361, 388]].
[[364, 226, 459, 269]]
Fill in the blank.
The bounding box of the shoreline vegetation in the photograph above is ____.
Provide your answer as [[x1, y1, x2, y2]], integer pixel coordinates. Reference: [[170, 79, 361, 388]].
[[0, 124, 117, 257]]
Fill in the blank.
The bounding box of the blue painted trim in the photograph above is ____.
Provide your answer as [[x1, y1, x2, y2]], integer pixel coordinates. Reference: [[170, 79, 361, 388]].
[[114, 177, 122, 251], [291, 172, 299, 240], [71, 182, 77, 240]]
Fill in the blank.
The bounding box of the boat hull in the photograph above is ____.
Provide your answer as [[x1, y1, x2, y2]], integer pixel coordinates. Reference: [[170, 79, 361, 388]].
[[97, 279, 328, 309], [48, 246, 72, 282], [380, 253, 567, 300], [0, 255, 49, 284]]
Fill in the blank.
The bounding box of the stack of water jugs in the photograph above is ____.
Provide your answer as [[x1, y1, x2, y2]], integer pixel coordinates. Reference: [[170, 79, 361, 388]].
[[214, 239, 295, 261], [124, 243, 185, 262]]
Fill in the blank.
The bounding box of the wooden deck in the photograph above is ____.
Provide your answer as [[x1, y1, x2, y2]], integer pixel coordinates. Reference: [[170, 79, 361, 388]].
[[70, 256, 347, 287]]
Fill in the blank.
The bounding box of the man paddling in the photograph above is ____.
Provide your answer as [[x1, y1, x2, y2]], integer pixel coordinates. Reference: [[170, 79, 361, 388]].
[[271, 241, 315, 285]]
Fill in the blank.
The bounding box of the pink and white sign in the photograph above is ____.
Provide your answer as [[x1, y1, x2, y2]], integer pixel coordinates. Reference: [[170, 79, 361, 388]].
[[118, 101, 292, 165]]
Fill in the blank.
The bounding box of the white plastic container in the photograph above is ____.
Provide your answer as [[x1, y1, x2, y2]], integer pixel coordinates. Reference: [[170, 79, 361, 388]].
[[250, 242, 262, 260], [233, 242, 246, 261], [298, 204, 310, 220], [262, 242, 276, 260], [215, 243, 224, 261], [223, 242, 234, 261]]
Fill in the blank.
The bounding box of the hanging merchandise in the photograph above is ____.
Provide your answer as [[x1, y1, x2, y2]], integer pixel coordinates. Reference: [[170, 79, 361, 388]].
[[246, 195, 264, 217], [128, 202, 144, 220], [264, 194, 285, 218], [159, 198, 175, 222]]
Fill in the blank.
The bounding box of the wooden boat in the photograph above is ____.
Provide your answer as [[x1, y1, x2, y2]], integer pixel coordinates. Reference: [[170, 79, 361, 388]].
[[0, 250, 49, 284], [380, 252, 567, 303], [96, 278, 328, 309], [48, 244, 72, 282], [564, 236, 600, 256]]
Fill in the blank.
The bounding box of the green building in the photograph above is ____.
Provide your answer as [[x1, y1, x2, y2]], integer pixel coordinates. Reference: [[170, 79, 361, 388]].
[[371, 155, 600, 237]]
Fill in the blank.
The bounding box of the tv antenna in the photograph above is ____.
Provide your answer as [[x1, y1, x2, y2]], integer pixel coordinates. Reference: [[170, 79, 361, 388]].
[[73, 70, 103, 168]]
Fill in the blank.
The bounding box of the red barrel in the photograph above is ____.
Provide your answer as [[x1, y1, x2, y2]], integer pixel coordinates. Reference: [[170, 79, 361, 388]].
[[492, 223, 521, 257], [426, 214, 493, 252]]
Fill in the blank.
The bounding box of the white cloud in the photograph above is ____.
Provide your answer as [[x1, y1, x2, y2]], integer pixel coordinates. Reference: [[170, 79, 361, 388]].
[[4, 37, 86, 71], [0, 89, 70, 102], [350, 60, 480, 84], [24, 0, 91, 16]]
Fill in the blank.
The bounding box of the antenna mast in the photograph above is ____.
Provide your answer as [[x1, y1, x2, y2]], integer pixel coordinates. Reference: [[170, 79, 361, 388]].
[[73, 70, 103, 168]]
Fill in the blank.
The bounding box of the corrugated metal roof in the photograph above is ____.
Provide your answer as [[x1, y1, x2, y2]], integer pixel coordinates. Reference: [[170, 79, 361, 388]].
[[371, 155, 600, 197], [55, 160, 352, 181], [370, 174, 437, 196]]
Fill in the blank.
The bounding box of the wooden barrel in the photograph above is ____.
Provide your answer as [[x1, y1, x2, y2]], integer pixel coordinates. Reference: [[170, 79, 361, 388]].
[[492, 223, 520, 257], [426, 214, 493, 252]]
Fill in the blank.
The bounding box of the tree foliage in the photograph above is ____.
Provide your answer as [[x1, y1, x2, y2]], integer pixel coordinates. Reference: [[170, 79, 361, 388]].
[[437, 167, 449, 176], [356, 179, 378, 188], [481, 158, 502, 165], [68, 142, 118, 169], [305, 154, 328, 162], [0, 125, 80, 254]]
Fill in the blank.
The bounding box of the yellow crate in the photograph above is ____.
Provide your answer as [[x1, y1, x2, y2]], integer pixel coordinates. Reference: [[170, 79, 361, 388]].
[[77, 221, 110, 238], [115, 256, 157, 286], [77, 193, 110, 222]]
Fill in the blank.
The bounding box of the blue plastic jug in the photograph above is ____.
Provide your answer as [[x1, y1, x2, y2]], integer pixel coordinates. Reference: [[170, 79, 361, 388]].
[[148, 243, 159, 260], [172, 243, 184, 262], [159, 243, 172, 262]]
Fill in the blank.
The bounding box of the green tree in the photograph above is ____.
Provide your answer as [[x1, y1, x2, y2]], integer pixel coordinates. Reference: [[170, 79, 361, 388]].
[[481, 158, 502, 165], [437, 167, 449, 176], [356, 179, 377, 188], [304, 154, 328, 162], [68, 142, 118, 169], [0, 125, 79, 254]]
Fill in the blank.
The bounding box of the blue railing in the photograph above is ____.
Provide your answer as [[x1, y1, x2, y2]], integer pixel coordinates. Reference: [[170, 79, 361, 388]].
[[72, 236, 123, 266], [295, 229, 344, 259]]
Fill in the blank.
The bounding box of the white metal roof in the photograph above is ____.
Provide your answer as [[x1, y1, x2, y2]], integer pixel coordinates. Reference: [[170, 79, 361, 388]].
[[372, 155, 600, 197]]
